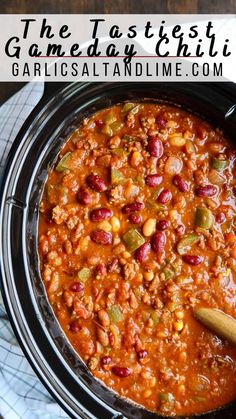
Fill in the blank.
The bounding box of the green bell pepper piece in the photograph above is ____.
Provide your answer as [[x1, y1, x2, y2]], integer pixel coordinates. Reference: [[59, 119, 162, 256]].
[[111, 167, 124, 184], [78, 268, 91, 283], [103, 112, 117, 124], [159, 393, 174, 403], [195, 207, 214, 229], [110, 121, 123, 134], [107, 305, 123, 323], [56, 152, 72, 172], [151, 310, 160, 324], [102, 124, 113, 136], [112, 148, 128, 160], [122, 228, 145, 252], [122, 102, 136, 113], [123, 134, 136, 142], [211, 158, 229, 172], [177, 234, 201, 255]]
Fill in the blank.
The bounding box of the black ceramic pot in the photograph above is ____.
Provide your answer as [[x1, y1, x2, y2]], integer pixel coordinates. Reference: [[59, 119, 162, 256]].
[[0, 82, 236, 419]]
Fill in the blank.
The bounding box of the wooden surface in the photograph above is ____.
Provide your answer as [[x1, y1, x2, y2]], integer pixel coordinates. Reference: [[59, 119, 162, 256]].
[[195, 308, 236, 346], [1, 0, 236, 14], [0, 0, 236, 104]]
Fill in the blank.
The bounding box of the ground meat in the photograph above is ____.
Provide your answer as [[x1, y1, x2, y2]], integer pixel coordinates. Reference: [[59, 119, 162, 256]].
[[108, 185, 124, 203], [52, 205, 68, 224], [123, 262, 137, 281]]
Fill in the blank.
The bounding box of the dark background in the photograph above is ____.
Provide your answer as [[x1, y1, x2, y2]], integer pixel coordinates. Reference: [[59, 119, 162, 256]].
[[1, 0, 235, 104]]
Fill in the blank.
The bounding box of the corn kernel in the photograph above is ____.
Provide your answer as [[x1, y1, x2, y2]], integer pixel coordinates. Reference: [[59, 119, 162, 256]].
[[175, 309, 184, 319], [177, 384, 185, 395], [130, 151, 143, 167], [143, 389, 152, 398], [174, 319, 184, 332], [143, 271, 154, 282], [78, 236, 90, 252], [98, 220, 112, 232], [149, 377, 157, 388], [122, 251, 131, 259], [111, 216, 120, 232], [169, 209, 178, 221], [166, 120, 177, 128], [179, 351, 187, 363], [147, 318, 154, 327]]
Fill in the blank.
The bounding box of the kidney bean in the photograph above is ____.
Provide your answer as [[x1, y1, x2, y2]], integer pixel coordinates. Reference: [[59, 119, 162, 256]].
[[135, 242, 151, 263], [101, 356, 112, 365], [87, 173, 107, 192], [96, 263, 107, 276], [77, 186, 93, 205], [112, 366, 131, 377], [152, 231, 166, 253], [182, 255, 203, 265], [137, 349, 148, 359], [175, 224, 185, 235], [91, 230, 112, 245], [233, 186, 236, 196], [129, 214, 142, 224], [148, 137, 163, 159], [173, 175, 189, 192], [156, 115, 167, 127], [195, 185, 217, 197], [95, 119, 104, 128], [145, 174, 163, 187], [90, 208, 112, 222], [122, 202, 144, 214], [158, 189, 172, 204], [216, 212, 226, 224], [70, 282, 84, 292], [156, 219, 170, 230], [70, 320, 81, 333]]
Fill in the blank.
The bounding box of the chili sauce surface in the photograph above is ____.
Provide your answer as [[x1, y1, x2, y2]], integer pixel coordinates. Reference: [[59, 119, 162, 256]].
[[39, 102, 236, 416]]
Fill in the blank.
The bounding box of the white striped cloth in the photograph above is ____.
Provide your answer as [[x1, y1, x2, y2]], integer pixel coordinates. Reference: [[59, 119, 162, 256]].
[[0, 83, 69, 419]]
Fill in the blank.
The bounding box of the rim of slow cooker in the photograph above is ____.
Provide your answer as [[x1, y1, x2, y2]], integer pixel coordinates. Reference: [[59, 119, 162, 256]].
[[1, 82, 236, 419]]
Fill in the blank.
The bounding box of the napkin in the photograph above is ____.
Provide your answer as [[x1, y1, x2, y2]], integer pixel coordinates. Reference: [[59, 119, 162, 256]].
[[0, 83, 69, 419]]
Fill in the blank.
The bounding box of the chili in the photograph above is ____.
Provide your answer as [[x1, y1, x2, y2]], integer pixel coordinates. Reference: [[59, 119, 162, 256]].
[[39, 102, 236, 416]]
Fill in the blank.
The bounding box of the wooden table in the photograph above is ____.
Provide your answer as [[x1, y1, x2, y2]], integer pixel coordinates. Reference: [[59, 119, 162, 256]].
[[1, 0, 235, 104]]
